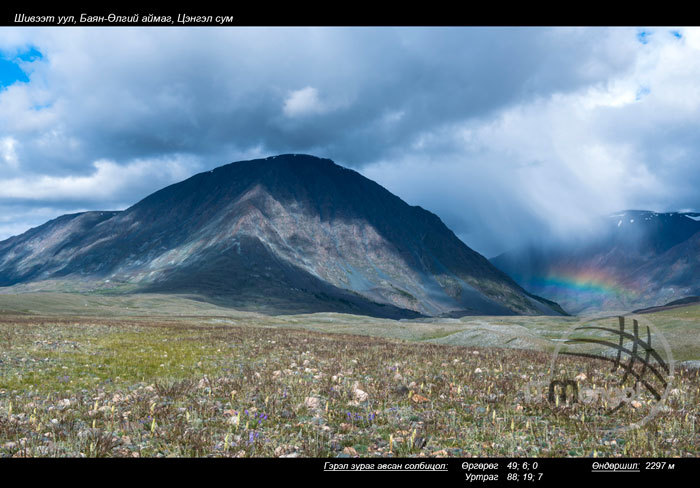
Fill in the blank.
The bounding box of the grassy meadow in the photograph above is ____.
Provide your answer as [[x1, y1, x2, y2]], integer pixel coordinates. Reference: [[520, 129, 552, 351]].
[[0, 292, 698, 457]]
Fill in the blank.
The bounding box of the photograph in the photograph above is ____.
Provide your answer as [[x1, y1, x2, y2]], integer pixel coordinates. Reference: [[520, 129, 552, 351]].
[[0, 10, 697, 484]]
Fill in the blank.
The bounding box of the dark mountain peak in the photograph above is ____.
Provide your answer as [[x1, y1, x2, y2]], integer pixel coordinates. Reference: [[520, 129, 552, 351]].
[[133, 154, 369, 208], [207, 154, 342, 181], [0, 154, 565, 318], [237, 153, 335, 165], [263, 153, 337, 166], [213, 153, 345, 178], [606, 209, 700, 254]]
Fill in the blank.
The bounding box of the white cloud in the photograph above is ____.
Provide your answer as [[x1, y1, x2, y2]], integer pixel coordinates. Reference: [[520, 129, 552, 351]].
[[0, 27, 698, 255], [0, 137, 19, 169], [0, 155, 199, 202], [283, 86, 325, 117], [363, 27, 700, 254]]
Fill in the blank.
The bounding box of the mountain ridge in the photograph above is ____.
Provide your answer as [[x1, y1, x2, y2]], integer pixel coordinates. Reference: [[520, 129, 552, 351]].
[[0, 154, 566, 318], [491, 209, 700, 314]]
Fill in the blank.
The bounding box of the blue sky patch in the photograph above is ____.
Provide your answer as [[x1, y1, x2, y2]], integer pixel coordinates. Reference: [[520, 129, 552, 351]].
[[0, 58, 29, 87], [636, 86, 651, 101], [0, 46, 43, 89], [16, 46, 43, 62], [637, 30, 651, 44]]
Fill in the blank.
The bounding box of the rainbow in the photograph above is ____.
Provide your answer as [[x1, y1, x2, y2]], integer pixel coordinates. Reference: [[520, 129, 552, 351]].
[[526, 267, 639, 298]]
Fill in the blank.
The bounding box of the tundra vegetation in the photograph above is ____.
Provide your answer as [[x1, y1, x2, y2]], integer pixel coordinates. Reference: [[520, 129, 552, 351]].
[[0, 293, 698, 457]]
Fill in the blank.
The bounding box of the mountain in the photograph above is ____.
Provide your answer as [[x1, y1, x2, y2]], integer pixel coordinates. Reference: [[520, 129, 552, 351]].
[[491, 210, 700, 314], [0, 154, 565, 318], [633, 296, 700, 314]]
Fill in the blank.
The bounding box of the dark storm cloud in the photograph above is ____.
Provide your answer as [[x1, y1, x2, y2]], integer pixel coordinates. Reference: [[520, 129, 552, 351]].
[[0, 28, 635, 167], [0, 27, 698, 255]]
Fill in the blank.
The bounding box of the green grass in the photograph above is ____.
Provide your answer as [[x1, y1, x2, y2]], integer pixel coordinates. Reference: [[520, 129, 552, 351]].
[[1, 293, 698, 358], [0, 293, 698, 457]]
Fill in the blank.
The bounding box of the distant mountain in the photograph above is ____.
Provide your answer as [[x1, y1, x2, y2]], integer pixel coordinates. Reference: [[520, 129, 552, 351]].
[[491, 210, 700, 314], [633, 296, 700, 314], [0, 154, 565, 318]]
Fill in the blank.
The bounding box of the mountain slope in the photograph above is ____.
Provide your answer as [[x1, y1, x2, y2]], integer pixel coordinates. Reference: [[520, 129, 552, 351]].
[[491, 210, 700, 314], [0, 154, 565, 318]]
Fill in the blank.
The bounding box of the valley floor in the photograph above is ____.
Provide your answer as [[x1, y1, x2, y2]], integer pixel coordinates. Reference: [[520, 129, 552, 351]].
[[0, 293, 698, 457]]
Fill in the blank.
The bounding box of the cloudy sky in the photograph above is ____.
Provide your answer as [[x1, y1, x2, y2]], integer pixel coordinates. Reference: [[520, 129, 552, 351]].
[[0, 27, 698, 256]]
